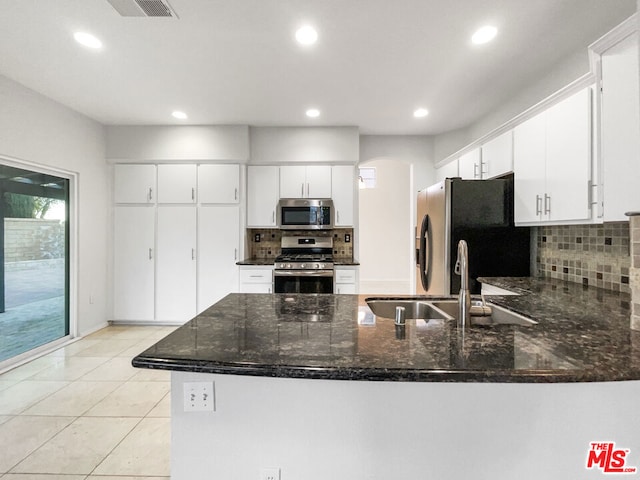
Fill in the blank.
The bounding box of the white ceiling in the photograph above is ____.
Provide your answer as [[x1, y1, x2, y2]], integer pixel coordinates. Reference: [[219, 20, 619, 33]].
[[0, 0, 636, 135]]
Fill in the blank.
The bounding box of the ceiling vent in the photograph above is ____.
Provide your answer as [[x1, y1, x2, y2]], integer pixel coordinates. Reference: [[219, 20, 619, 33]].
[[106, 0, 178, 18]]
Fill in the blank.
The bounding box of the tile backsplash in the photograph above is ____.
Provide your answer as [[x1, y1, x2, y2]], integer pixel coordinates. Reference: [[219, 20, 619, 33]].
[[536, 222, 631, 293], [246, 228, 354, 261]]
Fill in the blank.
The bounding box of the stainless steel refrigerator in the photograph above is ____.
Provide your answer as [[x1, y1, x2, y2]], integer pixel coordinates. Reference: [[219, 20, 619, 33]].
[[416, 176, 530, 295]]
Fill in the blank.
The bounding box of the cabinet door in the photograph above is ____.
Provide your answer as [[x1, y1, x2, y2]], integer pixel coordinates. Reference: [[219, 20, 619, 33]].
[[156, 206, 197, 322], [113, 206, 155, 321], [157, 164, 197, 204], [435, 160, 459, 183], [513, 111, 547, 224], [306, 166, 332, 198], [458, 148, 481, 179], [198, 164, 240, 204], [602, 33, 640, 221], [545, 88, 591, 222], [247, 166, 279, 227], [198, 206, 240, 313], [482, 130, 513, 179], [114, 164, 156, 204], [331, 166, 355, 226], [279, 166, 307, 198]]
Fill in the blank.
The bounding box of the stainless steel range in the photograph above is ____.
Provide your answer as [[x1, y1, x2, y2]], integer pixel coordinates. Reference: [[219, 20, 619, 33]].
[[273, 235, 334, 294]]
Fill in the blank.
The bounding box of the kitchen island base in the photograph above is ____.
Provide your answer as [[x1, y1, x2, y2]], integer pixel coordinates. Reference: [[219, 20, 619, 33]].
[[171, 371, 640, 480]]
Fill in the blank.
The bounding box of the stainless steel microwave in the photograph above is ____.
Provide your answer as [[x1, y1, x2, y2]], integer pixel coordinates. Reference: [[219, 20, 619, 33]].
[[277, 198, 334, 230]]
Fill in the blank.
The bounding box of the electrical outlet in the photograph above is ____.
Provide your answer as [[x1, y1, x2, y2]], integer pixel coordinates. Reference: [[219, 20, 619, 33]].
[[254, 233, 261, 242], [345, 233, 351, 243], [183, 381, 215, 412], [260, 467, 280, 480]]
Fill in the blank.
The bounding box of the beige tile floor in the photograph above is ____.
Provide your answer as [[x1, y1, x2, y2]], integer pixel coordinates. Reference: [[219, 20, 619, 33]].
[[0, 325, 177, 479]]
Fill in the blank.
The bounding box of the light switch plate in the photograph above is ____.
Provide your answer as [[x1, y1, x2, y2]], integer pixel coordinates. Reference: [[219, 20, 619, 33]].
[[183, 381, 215, 412]]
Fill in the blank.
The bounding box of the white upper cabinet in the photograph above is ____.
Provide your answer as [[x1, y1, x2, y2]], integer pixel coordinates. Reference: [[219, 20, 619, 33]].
[[600, 31, 640, 221], [458, 148, 481, 179], [331, 166, 355, 226], [481, 130, 513, 179], [279, 165, 332, 198], [247, 166, 279, 227], [114, 164, 156, 204], [198, 164, 240, 204], [513, 111, 547, 224], [514, 87, 592, 224], [434, 160, 459, 183], [157, 164, 197, 204]]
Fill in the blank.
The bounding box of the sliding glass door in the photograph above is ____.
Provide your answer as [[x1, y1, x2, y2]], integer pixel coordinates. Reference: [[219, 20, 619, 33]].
[[0, 163, 69, 363]]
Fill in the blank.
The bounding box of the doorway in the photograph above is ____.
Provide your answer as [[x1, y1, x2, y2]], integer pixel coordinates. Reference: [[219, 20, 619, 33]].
[[0, 162, 70, 363]]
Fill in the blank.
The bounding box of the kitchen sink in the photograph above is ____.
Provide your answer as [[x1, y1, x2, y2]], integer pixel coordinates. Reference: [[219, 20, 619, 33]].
[[365, 298, 537, 327], [366, 299, 454, 321]]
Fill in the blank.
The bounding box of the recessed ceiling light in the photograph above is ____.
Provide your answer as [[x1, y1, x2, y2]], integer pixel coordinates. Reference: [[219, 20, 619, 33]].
[[306, 108, 320, 118], [172, 110, 188, 120], [74, 32, 102, 49], [296, 25, 318, 45], [413, 108, 429, 118], [472, 26, 498, 45]]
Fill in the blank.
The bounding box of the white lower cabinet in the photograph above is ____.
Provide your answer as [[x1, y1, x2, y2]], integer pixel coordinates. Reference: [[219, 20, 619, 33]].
[[239, 266, 274, 293], [334, 266, 359, 294], [198, 206, 240, 312], [113, 206, 156, 321], [156, 206, 197, 323]]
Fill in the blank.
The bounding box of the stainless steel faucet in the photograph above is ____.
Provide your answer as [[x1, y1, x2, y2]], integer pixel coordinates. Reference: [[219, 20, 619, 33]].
[[455, 240, 471, 328]]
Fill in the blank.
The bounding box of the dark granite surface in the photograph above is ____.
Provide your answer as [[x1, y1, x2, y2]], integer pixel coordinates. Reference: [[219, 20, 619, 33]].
[[237, 258, 360, 266], [132, 277, 640, 383]]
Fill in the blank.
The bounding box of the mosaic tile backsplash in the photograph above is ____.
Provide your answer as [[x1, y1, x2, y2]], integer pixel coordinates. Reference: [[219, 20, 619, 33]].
[[246, 228, 354, 262], [536, 222, 631, 293]]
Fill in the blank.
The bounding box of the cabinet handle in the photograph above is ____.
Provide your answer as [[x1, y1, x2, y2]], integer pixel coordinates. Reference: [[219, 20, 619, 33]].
[[301, 183, 304, 197], [306, 183, 310, 197], [234, 248, 238, 261], [234, 188, 238, 201], [191, 188, 195, 201], [480, 161, 488, 176], [544, 194, 551, 215], [473, 163, 479, 179], [535, 195, 542, 216], [272, 211, 275, 224], [149, 248, 153, 260], [192, 248, 195, 260], [337, 211, 340, 223], [249, 275, 263, 278], [148, 187, 153, 202]]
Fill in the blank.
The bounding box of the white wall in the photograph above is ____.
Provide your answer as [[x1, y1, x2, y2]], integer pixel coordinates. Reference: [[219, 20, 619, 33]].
[[105, 125, 249, 162], [0, 74, 108, 335], [358, 136, 434, 294], [250, 126, 359, 165]]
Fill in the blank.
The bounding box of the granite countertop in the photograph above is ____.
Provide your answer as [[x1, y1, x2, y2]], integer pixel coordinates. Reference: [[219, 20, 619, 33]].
[[237, 258, 360, 266], [132, 277, 640, 383]]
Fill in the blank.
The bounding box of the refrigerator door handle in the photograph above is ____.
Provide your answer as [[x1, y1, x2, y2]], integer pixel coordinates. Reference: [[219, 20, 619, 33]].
[[419, 214, 430, 291]]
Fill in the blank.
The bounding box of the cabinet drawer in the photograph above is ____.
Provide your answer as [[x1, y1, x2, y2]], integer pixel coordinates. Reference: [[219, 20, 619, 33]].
[[239, 268, 273, 284], [335, 269, 356, 284]]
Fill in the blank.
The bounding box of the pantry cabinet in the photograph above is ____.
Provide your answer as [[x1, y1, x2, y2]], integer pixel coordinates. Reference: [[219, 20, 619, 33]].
[[198, 164, 240, 204], [114, 164, 156, 204], [157, 164, 197, 204], [600, 31, 640, 221], [247, 166, 279, 227], [280, 165, 332, 198], [331, 166, 355, 226], [113, 206, 156, 321], [198, 206, 240, 312], [513, 87, 592, 224], [156, 206, 197, 322]]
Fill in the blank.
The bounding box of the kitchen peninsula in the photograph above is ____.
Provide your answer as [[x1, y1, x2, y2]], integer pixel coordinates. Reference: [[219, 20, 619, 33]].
[[133, 279, 640, 480]]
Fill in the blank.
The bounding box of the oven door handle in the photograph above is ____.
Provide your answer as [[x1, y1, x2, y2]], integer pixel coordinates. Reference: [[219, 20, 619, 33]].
[[274, 270, 334, 277]]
